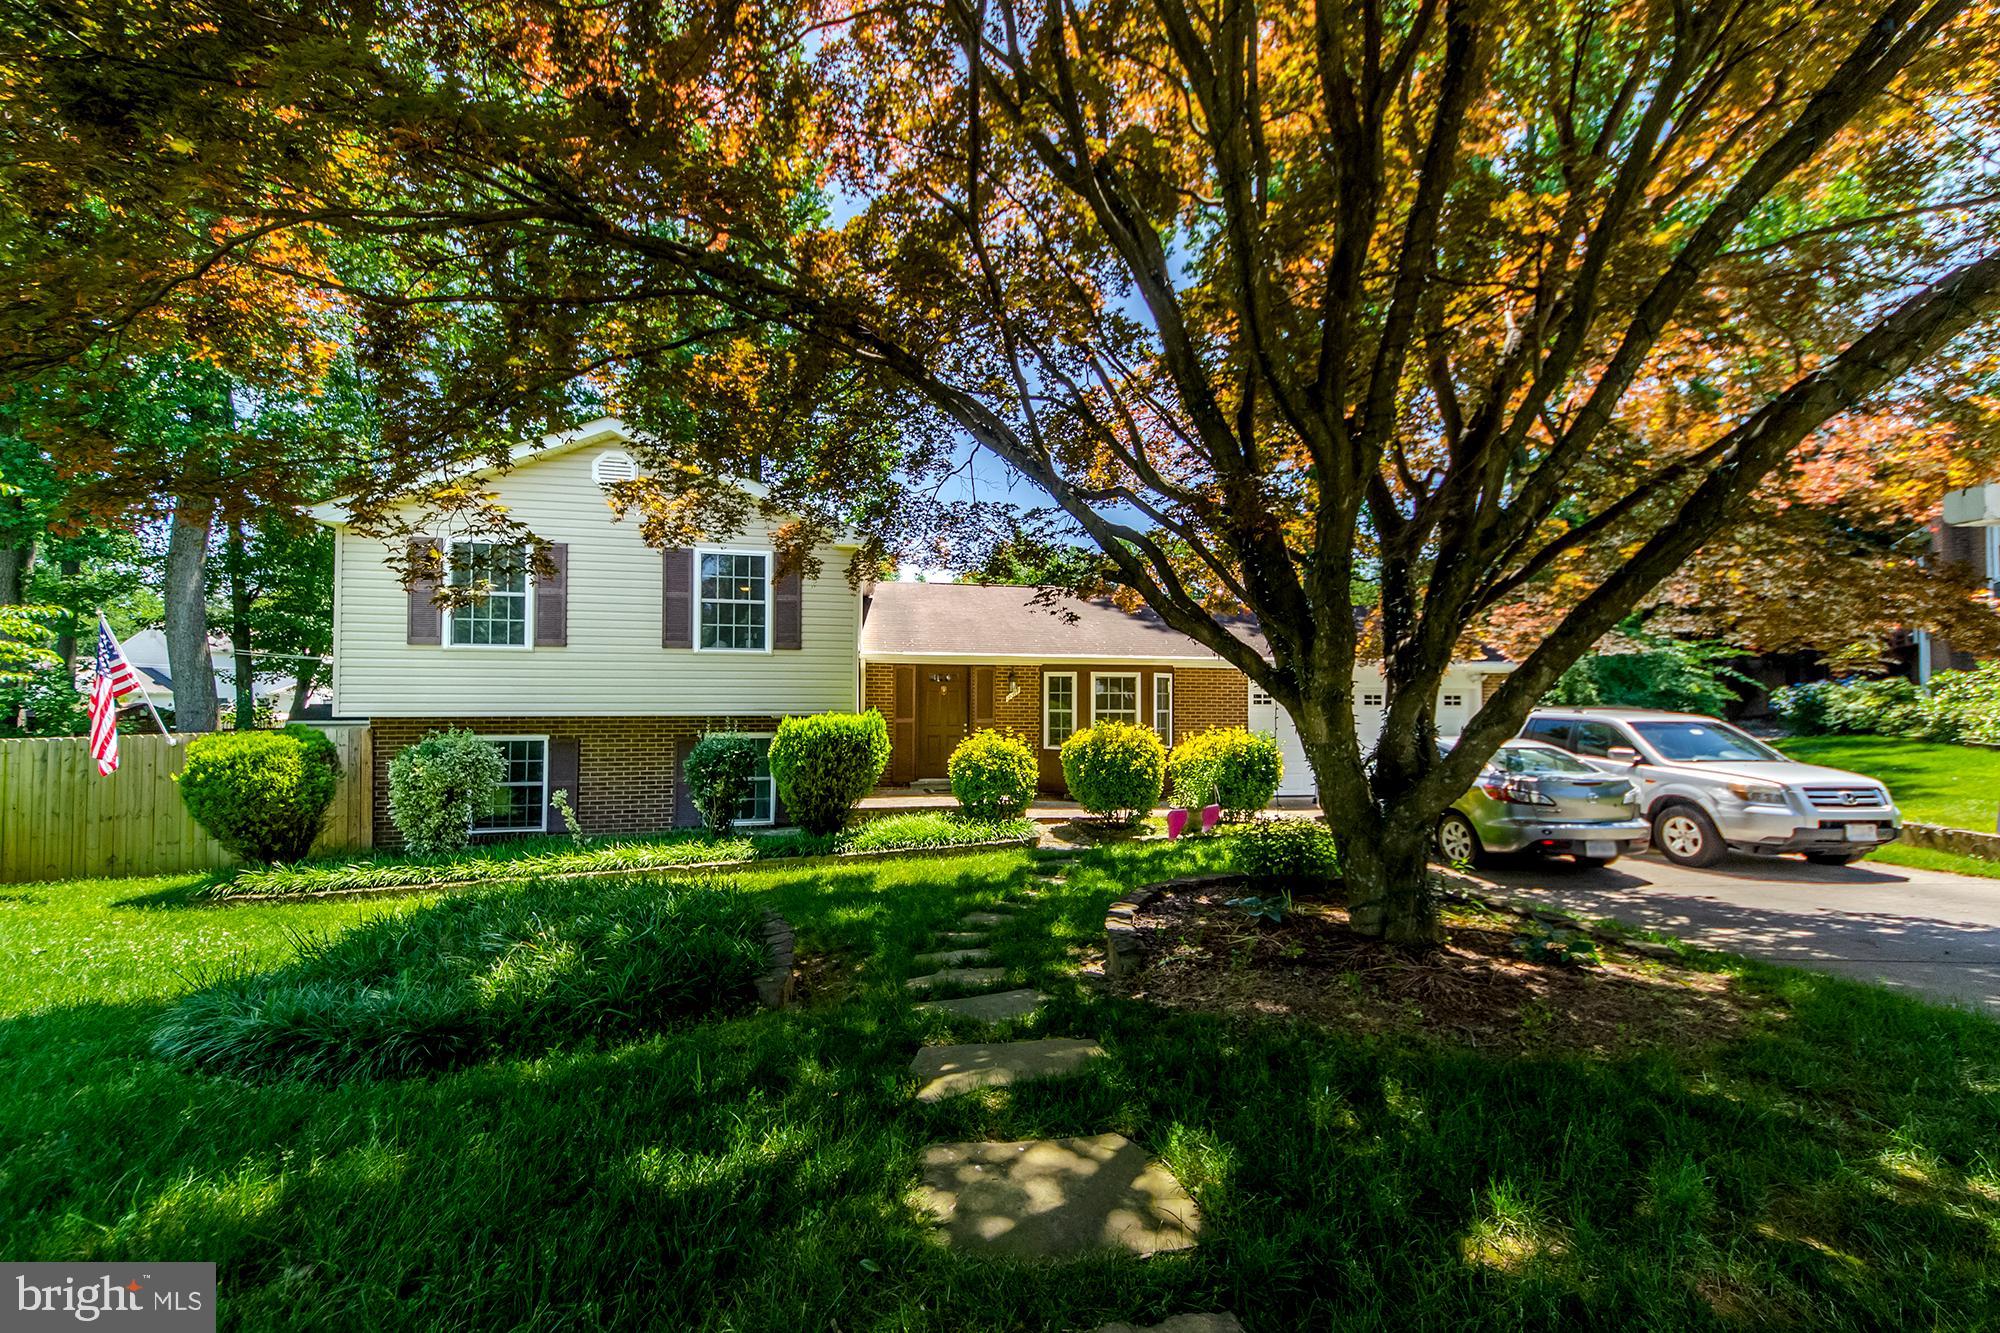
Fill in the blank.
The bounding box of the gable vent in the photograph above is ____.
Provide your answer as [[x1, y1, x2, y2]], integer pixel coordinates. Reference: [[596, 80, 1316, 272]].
[[591, 449, 639, 486]]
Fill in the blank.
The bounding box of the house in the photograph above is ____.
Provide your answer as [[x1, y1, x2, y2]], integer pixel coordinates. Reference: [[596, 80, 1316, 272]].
[[1917, 483, 2000, 681], [311, 418, 1515, 843]]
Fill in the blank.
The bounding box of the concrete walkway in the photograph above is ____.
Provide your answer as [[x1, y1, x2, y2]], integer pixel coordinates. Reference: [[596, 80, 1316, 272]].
[[1469, 851, 2000, 1017]]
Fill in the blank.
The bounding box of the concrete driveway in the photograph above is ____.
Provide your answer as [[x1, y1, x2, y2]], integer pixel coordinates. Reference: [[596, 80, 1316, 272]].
[[1466, 851, 2000, 1017]]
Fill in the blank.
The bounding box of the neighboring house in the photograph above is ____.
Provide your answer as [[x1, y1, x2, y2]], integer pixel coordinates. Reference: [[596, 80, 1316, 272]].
[[117, 629, 321, 722], [1916, 483, 2000, 682], [313, 417, 1517, 843]]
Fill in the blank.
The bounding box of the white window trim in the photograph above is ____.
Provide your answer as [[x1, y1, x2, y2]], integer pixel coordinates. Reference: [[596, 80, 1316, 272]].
[[443, 541, 535, 651], [473, 734, 549, 835], [710, 731, 778, 827], [1092, 672, 1142, 726], [1153, 674, 1174, 739], [1042, 670, 1077, 750], [692, 545, 775, 655]]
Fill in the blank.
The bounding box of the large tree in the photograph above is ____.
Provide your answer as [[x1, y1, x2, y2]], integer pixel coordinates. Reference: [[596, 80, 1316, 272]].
[[7, 0, 2000, 937]]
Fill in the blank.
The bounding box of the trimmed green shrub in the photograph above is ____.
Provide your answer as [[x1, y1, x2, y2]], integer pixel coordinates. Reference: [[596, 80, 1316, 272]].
[[1059, 721, 1166, 823], [948, 729, 1038, 820], [685, 734, 762, 838], [1772, 665, 2000, 745], [1238, 818, 1339, 888], [177, 725, 341, 863], [1919, 664, 2000, 744], [766, 710, 891, 835], [153, 875, 766, 1082], [1169, 727, 1283, 818], [387, 728, 508, 855]]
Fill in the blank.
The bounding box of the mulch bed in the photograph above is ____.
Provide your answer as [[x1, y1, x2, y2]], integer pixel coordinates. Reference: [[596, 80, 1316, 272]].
[[1114, 883, 1768, 1055]]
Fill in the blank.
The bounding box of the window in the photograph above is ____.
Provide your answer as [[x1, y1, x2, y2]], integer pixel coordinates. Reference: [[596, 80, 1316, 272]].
[[1361, 691, 1385, 708], [1629, 720, 1784, 763], [447, 541, 530, 647], [697, 549, 770, 651], [1043, 672, 1076, 749], [1440, 693, 1465, 709], [1572, 720, 1627, 758], [727, 735, 776, 826], [1249, 684, 1274, 708], [474, 737, 546, 833], [1152, 674, 1174, 738], [1521, 717, 1572, 748], [1093, 673, 1141, 725]]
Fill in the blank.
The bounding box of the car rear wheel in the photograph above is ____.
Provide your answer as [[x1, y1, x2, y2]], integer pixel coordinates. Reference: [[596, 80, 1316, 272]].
[[1654, 804, 1726, 867], [1435, 811, 1485, 867]]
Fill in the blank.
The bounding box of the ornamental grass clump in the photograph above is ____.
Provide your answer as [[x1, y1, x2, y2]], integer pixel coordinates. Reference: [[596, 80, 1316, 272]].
[[1059, 721, 1166, 824], [947, 729, 1038, 820], [153, 875, 766, 1082], [766, 710, 891, 835], [387, 728, 508, 855], [177, 725, 342, 863]]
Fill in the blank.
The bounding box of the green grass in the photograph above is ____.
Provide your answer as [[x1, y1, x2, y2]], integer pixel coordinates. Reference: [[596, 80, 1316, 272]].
[[1776, 735, 2000, 879], [4, 846, 1999, 1329], [208, 814, 1037, 899], [152, 876, 767, 1082]]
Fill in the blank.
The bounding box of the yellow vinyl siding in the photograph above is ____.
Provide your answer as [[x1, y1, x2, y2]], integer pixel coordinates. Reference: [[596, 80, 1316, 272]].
[[329, 448, 861, 717]]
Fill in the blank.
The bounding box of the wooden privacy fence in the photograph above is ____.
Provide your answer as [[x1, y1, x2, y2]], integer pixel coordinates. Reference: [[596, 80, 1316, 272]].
[[0, 723, 372, 884]]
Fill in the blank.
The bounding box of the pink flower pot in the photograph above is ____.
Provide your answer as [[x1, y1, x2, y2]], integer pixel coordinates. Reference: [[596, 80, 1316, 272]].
[[1166, 807, 1191, 840], [1201, 804, 1222, 833]]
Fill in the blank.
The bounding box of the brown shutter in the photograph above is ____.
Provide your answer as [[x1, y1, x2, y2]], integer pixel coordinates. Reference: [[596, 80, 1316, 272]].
[[544, 736, 580, 833], [971, 666, 995, 732], [890, 665, 917, 784], [663, 548, 693, 648], [534, 543, 569, 647], [406, 539, 442, 645], [672, 735, 700, 828], [773, 567, 803, 649]]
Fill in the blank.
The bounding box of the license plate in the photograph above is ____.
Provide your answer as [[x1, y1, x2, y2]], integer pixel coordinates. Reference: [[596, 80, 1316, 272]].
[[1585, 840, 1617, 858], [1846, 824, 1879, 843]]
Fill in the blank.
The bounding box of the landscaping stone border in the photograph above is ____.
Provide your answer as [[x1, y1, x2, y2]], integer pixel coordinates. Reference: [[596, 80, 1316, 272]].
[[209, 834, 1043, 904], [1903, 821, 2000, 862], [758, 911, 798, 1009], [1104, 874, 1246, 980]]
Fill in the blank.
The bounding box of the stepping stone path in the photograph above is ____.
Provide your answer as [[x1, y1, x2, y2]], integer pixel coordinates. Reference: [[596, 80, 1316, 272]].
[[898, 883, 1205, 1264], [1090, 1317, 1244, 1333]]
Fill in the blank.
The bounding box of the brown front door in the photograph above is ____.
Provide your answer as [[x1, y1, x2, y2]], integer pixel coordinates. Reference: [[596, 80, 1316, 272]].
[[915, 667, 969, 777]]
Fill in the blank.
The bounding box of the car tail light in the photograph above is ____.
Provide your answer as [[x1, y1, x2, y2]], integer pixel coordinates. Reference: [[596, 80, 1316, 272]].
[[1481, 777, 1555, 806]]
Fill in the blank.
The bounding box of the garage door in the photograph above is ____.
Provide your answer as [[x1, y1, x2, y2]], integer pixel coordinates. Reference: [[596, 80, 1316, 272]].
[[1247, 684, 1317, 798]]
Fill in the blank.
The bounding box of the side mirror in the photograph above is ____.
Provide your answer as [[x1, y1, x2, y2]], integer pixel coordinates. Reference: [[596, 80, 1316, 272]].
[[1607, 746, 1640, 764]]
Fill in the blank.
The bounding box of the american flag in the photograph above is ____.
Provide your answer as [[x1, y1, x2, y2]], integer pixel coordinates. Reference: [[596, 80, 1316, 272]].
[[88, 616, 146, 776]]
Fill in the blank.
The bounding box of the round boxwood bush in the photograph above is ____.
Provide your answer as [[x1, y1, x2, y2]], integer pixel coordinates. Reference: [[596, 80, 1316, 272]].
[[1239, 818, 1339, 888], [177, 725, 342, 863], [685, 733, 762, 838], [948, 729, 1038, 820], [1059, 721, 1166, 823], [766, 710, 891, 835], [1168, 727, 1283, 817], [387, 728, 508, 855]]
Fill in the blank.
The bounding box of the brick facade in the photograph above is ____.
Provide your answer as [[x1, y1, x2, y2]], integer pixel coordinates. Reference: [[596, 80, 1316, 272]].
[[862, 660, 1253, 795], [369, 714, 780, 849]]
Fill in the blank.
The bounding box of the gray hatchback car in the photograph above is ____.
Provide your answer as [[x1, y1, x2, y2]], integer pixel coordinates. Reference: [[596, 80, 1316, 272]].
[[1435, 739, 1651, 867]]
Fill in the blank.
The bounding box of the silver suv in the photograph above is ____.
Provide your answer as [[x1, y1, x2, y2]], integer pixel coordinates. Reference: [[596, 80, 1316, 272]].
[[1519, 708, 1903, 867]]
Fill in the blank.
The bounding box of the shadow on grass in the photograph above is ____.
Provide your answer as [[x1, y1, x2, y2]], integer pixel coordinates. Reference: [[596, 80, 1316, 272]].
[[7, 841, 2000, 1329]]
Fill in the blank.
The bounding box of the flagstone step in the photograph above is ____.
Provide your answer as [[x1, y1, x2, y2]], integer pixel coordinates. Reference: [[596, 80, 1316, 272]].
[[933, 931, 989, 946], [916, 1133, 1201, 1257], [910, 1037, 1104, 1101], [960, 912, 1014, 927], [1090, 1317, 1242, 1333], [914, 947, 996, 967], [913, 988, 1046, 1024], [905, 966, 1007, 993]]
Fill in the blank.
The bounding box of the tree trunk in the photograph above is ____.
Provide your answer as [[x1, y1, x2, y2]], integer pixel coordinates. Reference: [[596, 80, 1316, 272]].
[[163, 496, 218, 733], [286, 664, 317, 720], [0, 538, 33, 605], [1336, 815, 1441, 945], [224, 517, 255, 729], [52, 557, 80, 671]]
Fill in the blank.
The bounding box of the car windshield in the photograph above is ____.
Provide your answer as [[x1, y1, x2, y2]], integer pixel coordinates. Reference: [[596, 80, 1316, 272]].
[[1491, 744, 1597, 776], [1629, 720, 1784, 763]]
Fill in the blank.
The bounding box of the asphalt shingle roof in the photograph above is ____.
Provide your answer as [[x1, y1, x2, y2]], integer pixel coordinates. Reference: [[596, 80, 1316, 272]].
[[858, 582, 1270, 661]]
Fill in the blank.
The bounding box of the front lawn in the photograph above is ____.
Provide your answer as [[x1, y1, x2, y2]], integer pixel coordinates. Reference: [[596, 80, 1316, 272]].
[[4, 845, 1998, 1329], [1777, 735, 2000, 879]]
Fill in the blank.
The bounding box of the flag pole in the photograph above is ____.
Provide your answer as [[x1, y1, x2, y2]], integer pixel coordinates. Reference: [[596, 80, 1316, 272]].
[[97, 610, 176, 747]]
